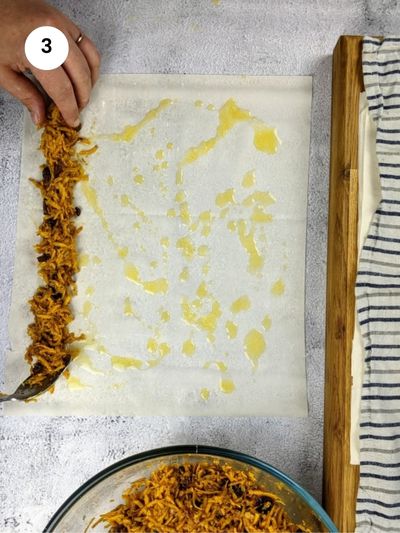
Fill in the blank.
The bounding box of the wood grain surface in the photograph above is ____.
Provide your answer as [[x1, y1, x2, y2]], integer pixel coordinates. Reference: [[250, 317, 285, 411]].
[[323, 35, 364, 532]]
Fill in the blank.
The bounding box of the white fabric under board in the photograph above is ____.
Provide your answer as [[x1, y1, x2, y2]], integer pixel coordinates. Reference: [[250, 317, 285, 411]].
[[350, 93, 381, 465], [5, 74, 311, 416], [355, 35, 400, 533]]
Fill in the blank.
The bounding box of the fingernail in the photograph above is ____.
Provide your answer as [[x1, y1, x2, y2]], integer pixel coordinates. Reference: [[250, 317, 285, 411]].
[[73, 118, 80, 128], [30, 109, 40, 125]]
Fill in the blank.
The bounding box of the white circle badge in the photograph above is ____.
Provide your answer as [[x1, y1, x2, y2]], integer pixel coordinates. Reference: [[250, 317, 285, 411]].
[[24, 26, 69, 71]]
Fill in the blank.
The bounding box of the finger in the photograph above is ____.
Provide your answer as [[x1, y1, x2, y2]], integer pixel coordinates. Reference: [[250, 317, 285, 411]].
[[75, 35, 101, 86], [31, 66, 79, 127], [63, 38, 92, 110], [0, 66, 46, 125]]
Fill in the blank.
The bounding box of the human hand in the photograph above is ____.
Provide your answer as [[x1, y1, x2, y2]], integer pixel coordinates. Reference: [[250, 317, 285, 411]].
[[0, 0, 100, 127]]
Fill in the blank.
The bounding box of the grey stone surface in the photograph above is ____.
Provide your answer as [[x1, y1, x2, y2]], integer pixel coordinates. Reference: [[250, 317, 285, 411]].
[[1, 0, 400, 531]]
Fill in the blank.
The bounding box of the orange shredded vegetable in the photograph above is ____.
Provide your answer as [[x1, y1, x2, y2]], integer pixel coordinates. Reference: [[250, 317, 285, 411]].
[[24, 105, 96, 385], [97, 462, 310, 532]]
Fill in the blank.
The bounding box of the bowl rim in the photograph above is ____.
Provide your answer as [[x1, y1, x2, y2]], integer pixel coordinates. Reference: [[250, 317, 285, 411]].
[[44, 444, 338, 532]]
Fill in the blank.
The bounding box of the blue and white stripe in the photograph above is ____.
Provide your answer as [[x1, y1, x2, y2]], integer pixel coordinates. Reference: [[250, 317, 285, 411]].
[[356, 36, 400, 533]]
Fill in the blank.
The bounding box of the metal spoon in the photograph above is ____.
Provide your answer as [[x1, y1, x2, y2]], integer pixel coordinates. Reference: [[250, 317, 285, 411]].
[[0, 367, 65, 403]]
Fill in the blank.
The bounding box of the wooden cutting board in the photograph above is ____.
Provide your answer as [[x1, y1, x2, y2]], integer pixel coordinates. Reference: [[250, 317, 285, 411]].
[[323, 35, 364, 532]]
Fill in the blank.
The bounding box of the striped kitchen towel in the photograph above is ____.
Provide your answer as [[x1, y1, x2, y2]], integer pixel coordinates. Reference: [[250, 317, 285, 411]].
[[356, 36, 400, 533]]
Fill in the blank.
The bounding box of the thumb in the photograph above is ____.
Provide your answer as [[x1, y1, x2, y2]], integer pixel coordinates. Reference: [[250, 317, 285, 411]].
[[0, 66, 46, 125]]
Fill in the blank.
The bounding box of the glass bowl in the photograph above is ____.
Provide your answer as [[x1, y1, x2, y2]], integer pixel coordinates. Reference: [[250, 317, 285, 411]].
[[45, 445, 337, 532]]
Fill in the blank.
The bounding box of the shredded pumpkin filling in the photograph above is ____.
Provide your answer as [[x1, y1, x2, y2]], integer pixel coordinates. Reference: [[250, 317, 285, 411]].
[[24, 105, 96, 386], [97, 462, 310, 532]]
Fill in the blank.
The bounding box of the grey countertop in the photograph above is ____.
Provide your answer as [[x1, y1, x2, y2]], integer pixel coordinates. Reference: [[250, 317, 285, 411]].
[[1, 1, 399, 531]]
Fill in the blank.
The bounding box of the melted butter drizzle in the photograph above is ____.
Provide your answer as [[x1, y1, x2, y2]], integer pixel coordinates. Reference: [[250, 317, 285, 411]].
[[230, 295, 251, 314], [244, 329, 266, 370], [111, 356, 143, 370], [145, 335, 171, 368], [242, 170, 256, 188], [175, 98, 280, 185], [225, 320, 238, 339], [81, 182, 168, 295], [219, 378, 235, 393], [124, 297, 134, 316], [82, 300, 93, 317], [105, 99, 173, 142], [120, 194, 150, 224], [81, 182, 119, 248], [181, 282, 222, 342], [67, 376, 87, 390], [204, 360, 228, 373], [182, 339, 196, 356], [237, 219, 264, 272], [125, 263, 168, 294], [271, 278, 285, 296], [200, 388, 210, 400], [80, 97, 282, 387], [76, 352, 104, 375]]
